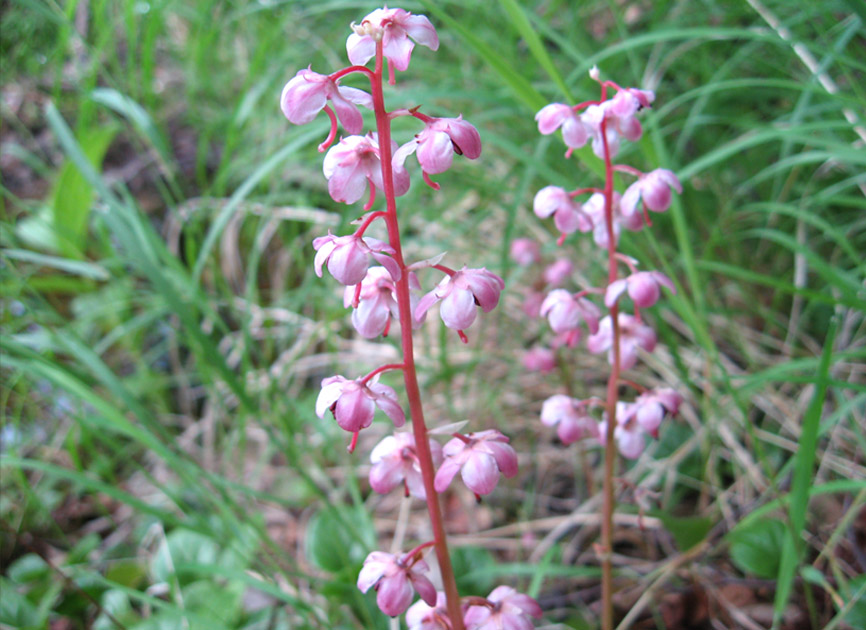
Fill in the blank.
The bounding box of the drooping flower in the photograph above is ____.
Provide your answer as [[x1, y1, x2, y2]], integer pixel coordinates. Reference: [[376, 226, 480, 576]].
[[629, 388, 681, 438], [522, 346, 556, 373], [542, 259, 574, 286], [434, 430, 518, 496], [463, 586, 543, 630], [369, 432, 443, 499], [323, 133, 410, 204], [605, 270, 676, 309], [598, 391, 675, 460], [581, 87, 655, 158], [587, 313, 657, 370], [415, 267, 505, 332], [406, 592, 452, 630], [540, 289, 601, 344], [509, 238, 540, 266], [313, 232, 401, 286], [581, 191, 641, 249], [358, 550, 437, 617], [280, 68, 373, 133], [316, 375, 405, 433], [598, 401, 644, 459], [344, 267, 423, 338], [620, 168, 682, 219], [535, 103, 590, 149], [347, 7, 439, 72], [533, 186, 592, 236], [540, 395, 599, 444], [395, 116, 481, 175]]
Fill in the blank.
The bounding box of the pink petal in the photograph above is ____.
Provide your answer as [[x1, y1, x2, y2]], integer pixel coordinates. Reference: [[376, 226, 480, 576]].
[[535, 103, 572, 135], [414, 290, 440, 322], [334, 388, 375, 432], [376, 573, 414, 616], [315, 377, 345, 418], [605, 279, 628, 308], [447, 118, 482, 159], [439, 288, 477, 330], [347, 32, 376, 66], [404, 14, 439, 50], [433, 458, 463, 493], [352, 295, 390, 338], [416, 130, 454, 174], [410, 573, 438, 607], [462, 451, 500, 495], [485, 441, 518, 478], [382, 31, 415, 71]]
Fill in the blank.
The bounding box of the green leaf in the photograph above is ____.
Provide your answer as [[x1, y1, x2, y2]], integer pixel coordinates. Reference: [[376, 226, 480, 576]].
[[304, 506, 367, 574], [728, 517, 786, 579], [450, 546, 496, 596], [655, 512, 714, 551], [50, 124, 116, 257], [151, 529, 219, 585]]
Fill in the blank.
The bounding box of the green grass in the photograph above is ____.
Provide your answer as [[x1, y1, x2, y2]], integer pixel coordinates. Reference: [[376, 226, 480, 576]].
[[2, 1, 865, 628]]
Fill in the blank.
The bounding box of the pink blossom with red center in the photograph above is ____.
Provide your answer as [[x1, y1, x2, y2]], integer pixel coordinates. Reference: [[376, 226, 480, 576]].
[[587, 313, 657, 370], [463, 586, 543, 630], [620, 168, 682, 219], [540, 394, 599, 444], [630, 388, 682, 438], [605, 271, 676, 309], [415, 267, 505, 331], [542, 259, 574, 286], [434, 430, 518, 496], [395, 116, 481, 175], [522, 347, 556, 373], [357, 550, 437, 617], [540, 289, 601, 342], [369, 432, 442, 499], [344, 267, 423, 338], [313, 232, 401, 286], [280, 68, 372, 134], [323, 133, 410, 204], [533, 186, 592, 236], [315, 375, 405, 433], [406, 591, 452, 630], [347, 7, 439, 72], [509, 238, 540, 266], [535, 103, 590, 149]]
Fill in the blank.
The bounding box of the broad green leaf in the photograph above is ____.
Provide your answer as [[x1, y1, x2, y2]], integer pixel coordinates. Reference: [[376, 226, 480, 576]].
[[728, 517, 786, 579]]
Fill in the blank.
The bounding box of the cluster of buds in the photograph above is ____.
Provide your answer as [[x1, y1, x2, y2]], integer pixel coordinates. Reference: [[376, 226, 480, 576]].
[[282, 7, 540, 628], [527, 68, 684, 459]]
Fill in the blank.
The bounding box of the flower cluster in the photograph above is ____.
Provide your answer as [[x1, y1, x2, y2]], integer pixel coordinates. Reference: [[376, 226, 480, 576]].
[[282, 7, 538, 628], [526, 69, 684, 459]]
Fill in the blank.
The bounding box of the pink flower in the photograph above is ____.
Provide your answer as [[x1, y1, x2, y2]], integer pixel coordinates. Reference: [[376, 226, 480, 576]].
[[434, 430, 518, 496], [522, 290, 544, 318], [587, 313, 657, 370], [323, 133, 410, 204], [358, 550, 437, 617], [347, 7, 439, 72], [598, 401, 645, 459], [415, 267, 505, 331], [406, 592, 452, 630], [581, 87, 654, 158], [540, 289, 601, 340], [535, 103, 589, 149], [395, 116, 481, 175], [344, 267, 423, 338], [605, 271, 676, 308], [463, 586, 543, 630], [630, 388, 681, 438], [582, 191, 641, 249], [620, 169, 682, 218], [280, 68, 372, 134], [369, 432, 443, 499], [542, 259, 573, 286], [533, 186, 592, 235], [540, 395, 599, 444], [313, 232, 401, 286], [316, 375, 405, 433], [509, 238, 540, 266], [521, 347, 556, 373]]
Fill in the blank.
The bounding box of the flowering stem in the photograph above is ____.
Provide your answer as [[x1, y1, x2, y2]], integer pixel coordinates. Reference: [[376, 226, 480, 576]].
[[600, 116, 622, 630], [370, 41, 465, 630]]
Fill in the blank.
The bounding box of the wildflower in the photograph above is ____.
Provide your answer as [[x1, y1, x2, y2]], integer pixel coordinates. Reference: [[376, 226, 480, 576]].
[[582, 191, 641, 250], [415, 267, 504, 332], [406, 592, 452, 630], [598, 401, 644, 459], [521, 347, 556, 373], [542, 259, 573, 286], [316, 375, 405, 433], [323, 133, 410, 204], [344, 267, 423, 338], [434, 430, 518, 496], [587, 313, 657, 370], [280, 68, 372, 133], [604, 271, 676, 309], [629, 388, 681, 438], [598, 393, 676, 460], [358, 550, 437, 617], [540, 289, 601, 340], [395, 116, 481, 175], [535, 103, 589, 149], [369, 432, 443, 499], [533, 186, 592, 236], [347, 7, 439, 72], [509, 238, 540, 266], [313, 232, 400, 286], [620, 168, 682, 219], [541, 395, 599, 444], [463, 586, 543, 630]]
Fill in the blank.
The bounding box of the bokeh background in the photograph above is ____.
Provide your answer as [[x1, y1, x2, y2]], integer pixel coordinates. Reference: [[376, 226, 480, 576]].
[[2, 1, 864, 628]]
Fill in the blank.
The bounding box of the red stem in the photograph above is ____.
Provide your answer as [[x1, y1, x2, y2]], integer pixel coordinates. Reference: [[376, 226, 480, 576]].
[[370, 41, 465, 630], [360, 363, 405, 385], [600, 115, 622, 630]]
